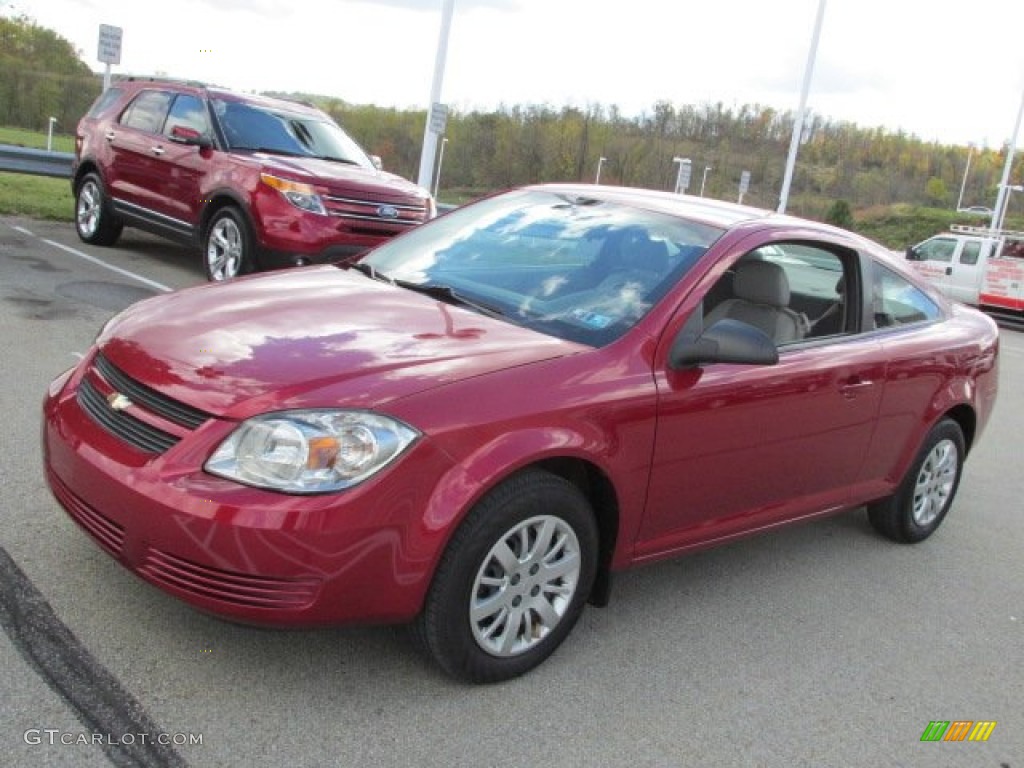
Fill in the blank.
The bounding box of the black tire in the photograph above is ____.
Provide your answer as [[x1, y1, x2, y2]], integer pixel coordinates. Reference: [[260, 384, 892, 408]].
[[74, 172, 122, 246], [203, 207, 253, 281], [412, 469, 599, 683], [868, 418, 965, 543]]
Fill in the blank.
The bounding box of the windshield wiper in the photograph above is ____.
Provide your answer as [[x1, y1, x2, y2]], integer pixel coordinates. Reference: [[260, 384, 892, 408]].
[[394, 280, 507, 318], [350, 262, 394, 284]]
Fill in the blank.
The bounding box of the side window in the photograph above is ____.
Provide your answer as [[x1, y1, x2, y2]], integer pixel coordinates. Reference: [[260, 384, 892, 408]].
[[915, 237, 956, 262], [87, 88, 123, 118], [164, 94, 210, 137], [119, 90, 173, 134], [959, 241, 981, 266], [872, 264, 941, 329], [703, 242, 849, 344]]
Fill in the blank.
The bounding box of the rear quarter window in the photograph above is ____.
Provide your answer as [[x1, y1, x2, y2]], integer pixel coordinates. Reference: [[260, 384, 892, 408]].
[[872, 263, 941, 329], [86, 88, 124, 118]]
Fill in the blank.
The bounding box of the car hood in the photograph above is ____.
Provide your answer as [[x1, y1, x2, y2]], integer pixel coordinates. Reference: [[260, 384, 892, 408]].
[[258, 154, 429, 201], [97, 267, 582, 420]]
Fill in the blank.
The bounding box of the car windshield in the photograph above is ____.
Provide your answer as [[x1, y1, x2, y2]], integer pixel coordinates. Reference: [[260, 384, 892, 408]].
[[358, 189, 723, 346], [212, 98, 373, 168]]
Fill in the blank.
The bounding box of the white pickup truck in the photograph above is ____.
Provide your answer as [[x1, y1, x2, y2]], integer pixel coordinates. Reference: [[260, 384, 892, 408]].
[[904, 225, 1024, 316]]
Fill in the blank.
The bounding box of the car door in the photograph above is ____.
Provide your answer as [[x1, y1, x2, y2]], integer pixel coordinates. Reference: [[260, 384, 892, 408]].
[[634, 238, 886, 561], [106, 89, 174, 221], [907, 235, 988, 303], [945, 238, 987, 304], [151, 93, 213, 234]]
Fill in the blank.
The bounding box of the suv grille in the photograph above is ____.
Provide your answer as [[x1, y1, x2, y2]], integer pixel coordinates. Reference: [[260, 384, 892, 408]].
[[77, 353, 212, 454], [322, 193, 427, 231]]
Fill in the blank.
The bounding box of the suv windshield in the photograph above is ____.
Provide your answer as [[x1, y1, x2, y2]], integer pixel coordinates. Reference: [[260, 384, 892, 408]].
[[359, 189, 722, 346], [212, 98, 373, 168]]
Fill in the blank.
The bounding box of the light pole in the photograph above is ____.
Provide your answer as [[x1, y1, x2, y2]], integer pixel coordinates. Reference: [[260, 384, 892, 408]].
[[416, 0, 456, 190], [46, 117, 57, 152], [595, 156, 606, 184], [433, 137, 448, 198], [991, 87, 1024, 235], [778, 0, 827, 213], [956, 143, 975, 211], [995, 183, 1023, 232], [700, 166, 712, 197], [672, 157, 692, 195]]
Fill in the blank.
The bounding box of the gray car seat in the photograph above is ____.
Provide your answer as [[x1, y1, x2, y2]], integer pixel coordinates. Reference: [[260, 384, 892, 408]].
[[704, 260, 807, 344]]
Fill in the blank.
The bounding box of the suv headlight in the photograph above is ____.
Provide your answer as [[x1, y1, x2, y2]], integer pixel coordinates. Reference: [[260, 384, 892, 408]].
[[205, 410, 419, 494], [260, 173, 327, 215]]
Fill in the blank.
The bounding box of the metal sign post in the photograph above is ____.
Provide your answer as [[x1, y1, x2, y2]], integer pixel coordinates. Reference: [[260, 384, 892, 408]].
[[738, 170, 751, 204], [97, 24, 123, 91]]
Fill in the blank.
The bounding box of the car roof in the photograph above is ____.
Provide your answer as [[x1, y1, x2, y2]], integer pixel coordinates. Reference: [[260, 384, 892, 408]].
[[526, 182, 848, 233], [111, 76, 324, 118]]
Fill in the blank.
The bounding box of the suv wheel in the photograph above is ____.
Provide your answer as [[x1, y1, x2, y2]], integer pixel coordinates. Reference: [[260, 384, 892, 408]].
[[204, 207, 253, 281], [75, 173, 123, 246]]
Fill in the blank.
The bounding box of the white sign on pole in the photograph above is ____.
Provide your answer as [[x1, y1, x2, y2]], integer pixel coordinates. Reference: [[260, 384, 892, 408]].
[[97, 25, 123, 65], [739, 170, 751, 195], [429, 103, 448, 136]]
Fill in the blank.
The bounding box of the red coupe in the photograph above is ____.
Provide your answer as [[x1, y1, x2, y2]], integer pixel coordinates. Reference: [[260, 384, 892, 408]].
[[43, 185, 1000, 682]]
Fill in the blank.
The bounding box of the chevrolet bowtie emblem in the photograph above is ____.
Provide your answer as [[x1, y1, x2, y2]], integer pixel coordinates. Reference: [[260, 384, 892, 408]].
[[106, 392, 133, 411]]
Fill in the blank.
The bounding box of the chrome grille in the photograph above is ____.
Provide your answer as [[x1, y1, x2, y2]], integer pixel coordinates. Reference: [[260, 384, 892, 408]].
[[94, 353, 210, 430], [77, 376, 179, 454], [322, 193, 427, 228]]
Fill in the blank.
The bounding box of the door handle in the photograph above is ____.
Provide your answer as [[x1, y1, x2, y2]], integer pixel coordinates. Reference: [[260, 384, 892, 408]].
[[104, 131, 115, 142], [151, 146, 165, 156], [945, 266, 952, 275], [838, 378, 874, 398]]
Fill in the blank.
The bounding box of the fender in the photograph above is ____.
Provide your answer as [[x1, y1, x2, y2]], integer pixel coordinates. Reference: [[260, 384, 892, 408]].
[[416, 422, 646, 572]]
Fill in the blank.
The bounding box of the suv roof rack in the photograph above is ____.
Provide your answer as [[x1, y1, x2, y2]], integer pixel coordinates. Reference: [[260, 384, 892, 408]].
[[950, 224, 1024, 241], [113, 74, 209, 88]]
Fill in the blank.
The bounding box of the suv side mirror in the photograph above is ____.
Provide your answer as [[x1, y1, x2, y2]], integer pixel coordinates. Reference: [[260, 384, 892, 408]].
[[669, 318, 779, 369], [170, 125, 213, 149], [370, 154, 383, 171], [905, 245, 922, 261]]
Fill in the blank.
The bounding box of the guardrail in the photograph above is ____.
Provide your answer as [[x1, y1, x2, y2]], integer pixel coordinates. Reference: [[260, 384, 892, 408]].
[[0, 144, 74, 178]]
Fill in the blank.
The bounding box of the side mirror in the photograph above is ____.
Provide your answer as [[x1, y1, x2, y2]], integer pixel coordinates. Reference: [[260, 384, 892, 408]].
[[370, 154, 383, 171], [170, 125, 213, 149], [905, 246, 921, 261], [669, 318, 779, 369]]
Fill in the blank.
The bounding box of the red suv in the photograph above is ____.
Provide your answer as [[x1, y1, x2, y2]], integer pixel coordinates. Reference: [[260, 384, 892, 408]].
[[72, 77, 435, 280]]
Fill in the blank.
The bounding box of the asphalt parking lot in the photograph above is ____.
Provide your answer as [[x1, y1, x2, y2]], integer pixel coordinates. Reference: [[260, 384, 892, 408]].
[[2, 216, 1021, 768]]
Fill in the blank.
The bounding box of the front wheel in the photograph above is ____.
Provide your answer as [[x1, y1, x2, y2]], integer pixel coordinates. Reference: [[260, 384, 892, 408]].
[[203, 207, 253, 281], [413, 469, 599, 683], [868, 418, 965, 543]]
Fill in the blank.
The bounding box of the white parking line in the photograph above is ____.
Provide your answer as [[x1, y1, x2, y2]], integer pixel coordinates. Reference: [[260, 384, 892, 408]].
[[12, 225, 35, 237], [41, 238, 172, 293]]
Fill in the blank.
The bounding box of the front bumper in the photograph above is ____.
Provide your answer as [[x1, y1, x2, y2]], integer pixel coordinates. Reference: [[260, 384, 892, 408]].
[[41, 357, 455, 626]]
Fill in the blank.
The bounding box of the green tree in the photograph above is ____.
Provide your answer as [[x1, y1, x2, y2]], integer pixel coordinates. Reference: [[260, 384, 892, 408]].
[[825, 199, 854, 229]]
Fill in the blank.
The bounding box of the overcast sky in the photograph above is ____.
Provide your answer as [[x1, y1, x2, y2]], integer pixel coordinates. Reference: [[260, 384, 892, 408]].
[[12, 0, 1024, 148]]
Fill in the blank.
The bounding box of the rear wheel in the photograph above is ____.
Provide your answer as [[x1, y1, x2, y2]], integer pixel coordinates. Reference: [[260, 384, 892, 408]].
[[868, 418, 965, 543], [75, 173, 122, 246], [203, 207, 252, 281], [412, 469, 598, 683]]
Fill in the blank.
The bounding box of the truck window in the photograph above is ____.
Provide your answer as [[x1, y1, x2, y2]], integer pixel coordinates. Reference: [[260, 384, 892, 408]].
[[960, 241, 981, 266], [916, 237, 956, 262]]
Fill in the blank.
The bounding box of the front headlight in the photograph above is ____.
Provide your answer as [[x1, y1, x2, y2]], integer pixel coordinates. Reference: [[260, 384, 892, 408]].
[[260, 173, 328, 215], [205, 410, 419, 494]]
